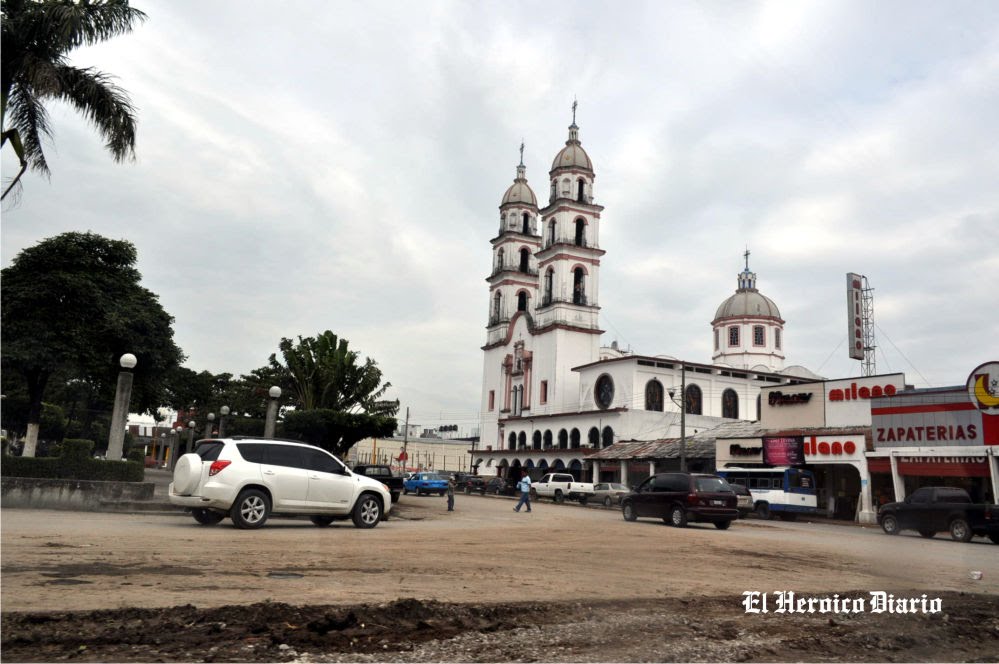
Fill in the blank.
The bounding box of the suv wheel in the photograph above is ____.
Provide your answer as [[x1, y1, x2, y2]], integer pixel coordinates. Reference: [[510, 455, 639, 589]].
[[310, 515, 335, 527], [230, 489, 270, 529], [714, 520, 731, 530], [603, 496, 612, 508], [918, 530, 936, 539], [622, 501, 637, 522], [949, 518, 973, 542], [352, 493, 382, 528], [191, 508, 224, 526], [881, 514, 900, 535], [669, 505, 688, 528]]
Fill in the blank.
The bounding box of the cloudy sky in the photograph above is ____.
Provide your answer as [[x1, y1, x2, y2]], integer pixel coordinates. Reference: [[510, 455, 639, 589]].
[[3, 1, 997, 434]]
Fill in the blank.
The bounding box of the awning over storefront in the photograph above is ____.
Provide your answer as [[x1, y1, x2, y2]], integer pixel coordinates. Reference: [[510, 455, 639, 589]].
[[868, 455, 991, 477]]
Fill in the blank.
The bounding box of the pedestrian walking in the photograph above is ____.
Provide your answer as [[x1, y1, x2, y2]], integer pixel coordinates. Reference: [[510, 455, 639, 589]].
[[513, 469, 532, 513], [446, 475, 455, 511]]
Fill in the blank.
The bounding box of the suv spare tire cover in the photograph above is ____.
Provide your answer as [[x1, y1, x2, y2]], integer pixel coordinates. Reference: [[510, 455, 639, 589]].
[[173, 454, 203, 495]]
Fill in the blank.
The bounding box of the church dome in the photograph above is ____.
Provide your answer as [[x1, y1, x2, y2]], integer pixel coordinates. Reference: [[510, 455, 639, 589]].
[[501, 175, 537, 207], [500, 151, 537, 208], [714, 290, 781, 320], [551, 123, 593, 172], [712, 260, 783, 321]]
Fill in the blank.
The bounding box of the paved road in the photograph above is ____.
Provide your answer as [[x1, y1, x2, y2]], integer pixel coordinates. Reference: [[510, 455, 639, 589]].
[[2, 493, 995, 613]]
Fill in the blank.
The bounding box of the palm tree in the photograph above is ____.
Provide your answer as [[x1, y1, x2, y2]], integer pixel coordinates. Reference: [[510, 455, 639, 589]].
[[1, 0, 146, 201]]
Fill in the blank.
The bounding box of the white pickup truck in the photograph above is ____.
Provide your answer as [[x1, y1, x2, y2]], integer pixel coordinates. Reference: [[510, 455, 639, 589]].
[[532, 473, 595, 505]]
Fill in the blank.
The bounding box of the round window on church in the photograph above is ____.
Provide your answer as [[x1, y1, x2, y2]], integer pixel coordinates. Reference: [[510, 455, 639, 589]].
[[595, 374, 614, 410]]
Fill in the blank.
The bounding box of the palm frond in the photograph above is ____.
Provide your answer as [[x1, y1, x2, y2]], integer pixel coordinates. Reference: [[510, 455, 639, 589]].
[[54, 63, 136, 161], [43, 0, 147, 51], [7, 85, 51, 174]]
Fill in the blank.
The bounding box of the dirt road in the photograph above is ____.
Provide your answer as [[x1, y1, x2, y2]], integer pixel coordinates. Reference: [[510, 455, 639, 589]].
[[2, 494, 997, 661]]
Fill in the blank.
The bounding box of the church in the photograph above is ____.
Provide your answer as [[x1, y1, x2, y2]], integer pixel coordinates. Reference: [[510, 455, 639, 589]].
[[475, 112, 821, 480]]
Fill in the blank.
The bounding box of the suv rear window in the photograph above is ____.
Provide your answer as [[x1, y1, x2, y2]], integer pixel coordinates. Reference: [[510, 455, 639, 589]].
[[194, 442, 224, 461]]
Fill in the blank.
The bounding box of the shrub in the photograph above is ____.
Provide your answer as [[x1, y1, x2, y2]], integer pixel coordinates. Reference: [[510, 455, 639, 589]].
[[0, 438, 143, 482]]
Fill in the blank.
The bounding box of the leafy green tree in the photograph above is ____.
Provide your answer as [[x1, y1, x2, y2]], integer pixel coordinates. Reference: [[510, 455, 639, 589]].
[[1, 231, 183, 455], [270, 331, 396, 414], [1, 0, 146, 200], [269, 331, 398, 457]]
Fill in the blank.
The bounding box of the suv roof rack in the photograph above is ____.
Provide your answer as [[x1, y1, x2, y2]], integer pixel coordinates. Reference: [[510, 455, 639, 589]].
[[229, 435, 310, 444]]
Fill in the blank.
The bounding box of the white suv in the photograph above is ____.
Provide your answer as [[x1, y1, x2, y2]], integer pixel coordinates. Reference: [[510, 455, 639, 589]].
[[168, 437, 392, 529]]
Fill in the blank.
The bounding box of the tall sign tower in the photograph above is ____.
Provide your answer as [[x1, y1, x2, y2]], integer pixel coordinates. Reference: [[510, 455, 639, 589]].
[[846, 273, 876, 376]]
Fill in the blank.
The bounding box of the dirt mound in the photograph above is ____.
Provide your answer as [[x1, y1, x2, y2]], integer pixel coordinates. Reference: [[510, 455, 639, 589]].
[[3, 593, 998, 662]]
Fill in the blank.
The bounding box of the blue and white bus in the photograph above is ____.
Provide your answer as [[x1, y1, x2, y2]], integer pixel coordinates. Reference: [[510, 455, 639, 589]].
[[716, 467, 818, 520]]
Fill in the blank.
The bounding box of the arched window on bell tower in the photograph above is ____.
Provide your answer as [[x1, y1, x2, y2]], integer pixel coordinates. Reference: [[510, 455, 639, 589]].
[[496, 248, 504, 272], [517, 291, 527, 311], [544, 268, 554, 305], [577, 178, 585, 202], [492, 291, 502, 321], [573, 268, 586, 305], [522, 213, 530, 234], [547, 219, 556, 247], [519, 247, 530, 273], [574, 218, 585, 246]]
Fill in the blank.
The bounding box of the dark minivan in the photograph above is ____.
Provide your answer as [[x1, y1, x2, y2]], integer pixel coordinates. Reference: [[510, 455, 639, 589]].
[[621, 473, 739, 529]]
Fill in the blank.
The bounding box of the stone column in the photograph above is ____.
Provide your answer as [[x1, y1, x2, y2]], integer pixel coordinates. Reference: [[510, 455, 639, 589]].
[[889, 453, 905, 502], [107, 354, 137, 461], [264, 386, 281, 439]]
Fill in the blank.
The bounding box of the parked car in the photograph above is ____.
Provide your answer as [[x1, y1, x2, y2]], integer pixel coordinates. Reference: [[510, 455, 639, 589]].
[[351, 464, 404, 503], [592, 482, 630, 507], [485, 476, 518, 496], [729, 483, 754, 518], [620, 473, 739, 529], [458, 475, 487, 494], [878, 486, 999, 543], [168, 437, 392, 529], [403, 472, 449, 496]]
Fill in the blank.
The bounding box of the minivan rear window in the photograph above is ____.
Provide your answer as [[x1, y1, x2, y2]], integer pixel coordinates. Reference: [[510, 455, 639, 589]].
[[194, 442, 223, 461], [694, 477, 732, 493]]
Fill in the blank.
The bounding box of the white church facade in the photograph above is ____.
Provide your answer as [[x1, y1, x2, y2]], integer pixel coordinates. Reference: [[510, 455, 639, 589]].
[[476, 114, 821, 479]]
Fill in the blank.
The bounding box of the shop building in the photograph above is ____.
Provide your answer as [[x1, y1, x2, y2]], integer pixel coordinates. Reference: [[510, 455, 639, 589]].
[[714, 373, 908, 524], [867, 361, 999, 506]]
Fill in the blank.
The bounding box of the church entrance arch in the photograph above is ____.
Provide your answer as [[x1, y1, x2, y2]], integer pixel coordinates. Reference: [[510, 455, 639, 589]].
[[532, 431, 542, 450], [588, 427, 599, 447], [570, 428, 580, 448], [569, 459, 584, 482], [543, 431, 553, 448], [553, 459, 566, 470], [602, 426, 614, 448], [558, 429, 568, 448]]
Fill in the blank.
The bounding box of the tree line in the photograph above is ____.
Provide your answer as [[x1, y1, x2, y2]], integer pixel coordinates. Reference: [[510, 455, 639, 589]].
[[1, 232, 399, 460]]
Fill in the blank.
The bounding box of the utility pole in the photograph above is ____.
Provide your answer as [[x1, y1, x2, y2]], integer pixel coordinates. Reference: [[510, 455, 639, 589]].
[[402, 407, 409, 473], [679, 365, 686, 472]]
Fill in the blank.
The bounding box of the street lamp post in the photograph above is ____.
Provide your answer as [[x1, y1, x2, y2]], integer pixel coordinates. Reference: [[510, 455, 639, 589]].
[[667, 363, 687, 473], [170, 426, 183, 469], [218, 405, 230, 437], [187, 420, 196, 455], [107, 353, 137, 461], [264, 386, 281, 438], [204, 413, 215, 439]]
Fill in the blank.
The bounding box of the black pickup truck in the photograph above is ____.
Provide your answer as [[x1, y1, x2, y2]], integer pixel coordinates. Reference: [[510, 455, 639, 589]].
[[351, 464, 404, 503], [878, 486, 999, 543]]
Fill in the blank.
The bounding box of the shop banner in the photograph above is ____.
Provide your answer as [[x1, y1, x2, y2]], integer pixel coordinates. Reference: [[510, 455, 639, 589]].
[[763, 435, 805, 466]]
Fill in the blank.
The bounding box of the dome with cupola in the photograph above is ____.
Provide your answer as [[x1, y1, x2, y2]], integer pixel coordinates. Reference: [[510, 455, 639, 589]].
[[500, 162, 537, 207], [551, 122, 593, 173], [713, 265, 782, 321], [711, 253, 785, 372]]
